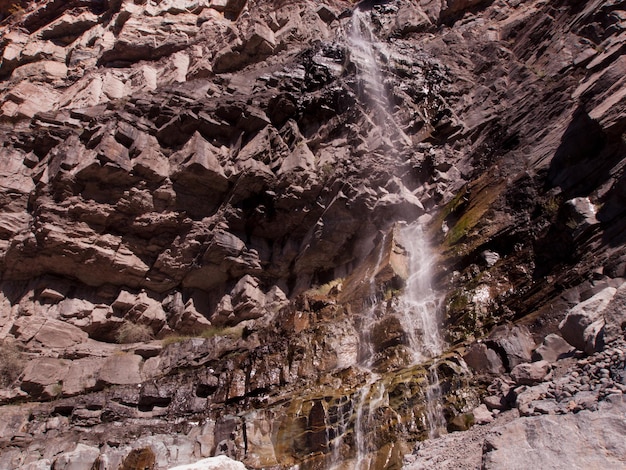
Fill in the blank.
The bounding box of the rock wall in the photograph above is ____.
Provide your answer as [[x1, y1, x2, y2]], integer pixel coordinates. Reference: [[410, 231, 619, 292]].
[[0, 0, 625, 469]]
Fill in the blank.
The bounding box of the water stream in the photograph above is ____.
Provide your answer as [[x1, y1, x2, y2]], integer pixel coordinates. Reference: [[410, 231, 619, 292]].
[[331, 6, 448, 468], [349, 7, 412, 147], [349, 8, 392, 124], [398, 222, 446, 439]]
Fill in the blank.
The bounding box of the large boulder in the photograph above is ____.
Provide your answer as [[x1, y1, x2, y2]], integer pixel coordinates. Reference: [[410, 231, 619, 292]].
[[463, 343, 505, 375], [599, 282, 626, 344], [486, 325, 535, 370], [510, 360, 551, 386], [21, 358, 70, 399], [532, 334, 574, 363], [52, 444, 100, 470], [559, 287, 617, 354], [482, 401, 626, 469], [17, 318, 88, 349], [97, 354, 143, 386]]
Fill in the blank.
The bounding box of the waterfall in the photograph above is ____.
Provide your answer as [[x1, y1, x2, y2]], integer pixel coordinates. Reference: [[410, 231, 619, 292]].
[[425, 364, 447, 438], [333, 6, 448, 468], [349, 8, 392, 125], [398, 223, 443, 362], [399, 222, 447, 439], [332, 230, 386, 469], [349, 7, 412, 147], [354, 379, 386, 470]]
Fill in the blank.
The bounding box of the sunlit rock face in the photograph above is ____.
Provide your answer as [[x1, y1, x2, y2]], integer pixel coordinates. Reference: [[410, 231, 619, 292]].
[[1, 0, 626, 468]]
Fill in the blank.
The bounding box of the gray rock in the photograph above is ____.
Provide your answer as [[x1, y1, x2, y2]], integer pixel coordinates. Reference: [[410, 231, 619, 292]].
[[38, 288, 66, 303], [483, 395, 507, 411], [29, 319, 89, 349], [600, 282, 626, 345], [510, 360, 551, 386], [472, 404, 494, 424], [463, 343, 505, 374], [559, 287, 617, 354], [52, 444, 100, 470], [97, 354, 143, 386], [17, 460, 52, 470], [515, 383, 551, 416], [62, 357, 106, 397], [317, 5, 337, 24], [530, 399, 561, 415], [168, 455, 247, 470], [532, 333, 574, 362], [483, 402, 626, 469], [21, 358, 70, 399], [486, 325, 536, 370], [565, 197, 599, 239], [480, 250, 500, 267], [570, 390, 600, 412]]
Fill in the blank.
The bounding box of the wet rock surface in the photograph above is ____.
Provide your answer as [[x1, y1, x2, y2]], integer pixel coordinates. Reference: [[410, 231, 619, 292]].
[[0, 0, 625, 468]]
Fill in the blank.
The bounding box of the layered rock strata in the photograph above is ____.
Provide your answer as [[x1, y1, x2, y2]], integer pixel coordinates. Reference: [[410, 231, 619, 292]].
[[0, 0, 625, 468]]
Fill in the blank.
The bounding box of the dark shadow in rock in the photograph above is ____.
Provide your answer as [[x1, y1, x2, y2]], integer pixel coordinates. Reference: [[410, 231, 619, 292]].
[[355, 0, 394, 12], [597, 156, 626, 248], [547, 106, 608, 196]]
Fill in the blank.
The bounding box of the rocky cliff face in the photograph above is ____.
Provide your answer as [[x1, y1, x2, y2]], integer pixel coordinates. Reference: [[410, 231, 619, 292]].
[[1, 0, 625, 469]]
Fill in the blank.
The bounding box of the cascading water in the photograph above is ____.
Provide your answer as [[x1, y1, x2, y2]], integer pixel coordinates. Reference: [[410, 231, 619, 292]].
[[349, 7, 412, 147], [398, 223, 443, 362], [329, 231, 386, 470], [349, 8, 392, 125], [399, 222, 447, 439], [354, 379, 387, 470], [348, 232, 386, 470], [331, 5, 448, 468]]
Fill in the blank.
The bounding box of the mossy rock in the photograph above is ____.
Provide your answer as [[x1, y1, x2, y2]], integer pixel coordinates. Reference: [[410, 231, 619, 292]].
[[447, 412, 475, 432]]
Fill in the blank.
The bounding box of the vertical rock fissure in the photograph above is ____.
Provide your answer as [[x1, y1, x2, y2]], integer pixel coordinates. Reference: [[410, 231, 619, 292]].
[[359, 231, 388, 367]]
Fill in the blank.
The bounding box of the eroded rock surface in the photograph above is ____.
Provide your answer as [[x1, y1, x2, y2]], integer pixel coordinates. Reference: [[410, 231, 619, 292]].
[[482, 399, 626, 470], [0, 0, 625, 468]]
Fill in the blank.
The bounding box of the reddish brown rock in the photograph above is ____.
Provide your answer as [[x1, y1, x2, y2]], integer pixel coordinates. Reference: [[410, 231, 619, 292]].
[[510, 360, 551, 386]]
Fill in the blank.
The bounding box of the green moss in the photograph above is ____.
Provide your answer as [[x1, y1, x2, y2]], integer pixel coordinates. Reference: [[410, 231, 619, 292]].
[[320, 162, 334, 180], [446, 214, 472, 245], [447, 290, 469, 313], [541, 196, 561, 217], [307, 278, 344, 297], [384, 286, 401, 300], [441, 186, 470, 220]]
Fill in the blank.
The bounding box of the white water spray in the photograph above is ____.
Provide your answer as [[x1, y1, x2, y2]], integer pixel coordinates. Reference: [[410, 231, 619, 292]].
[[398, 223, 443, 361], [335, 6, 448, 468], [354, 378, 387, 470], [350, 9, 392, 121], [348, 7, 412, 146], [399, 222, 447, 439]]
